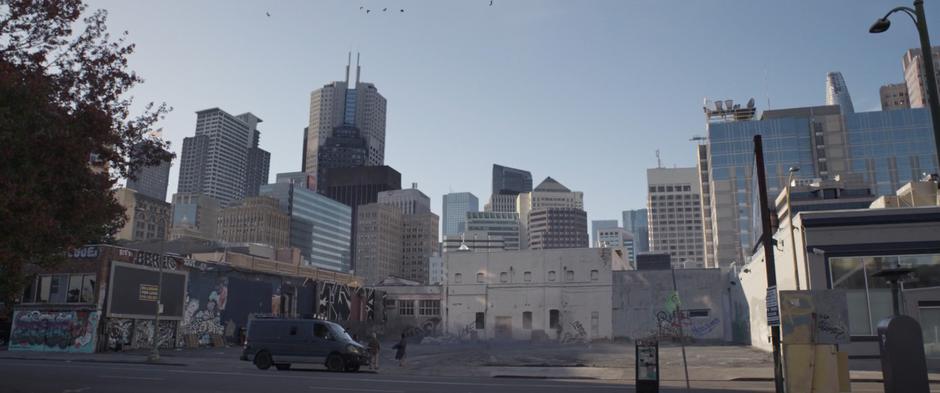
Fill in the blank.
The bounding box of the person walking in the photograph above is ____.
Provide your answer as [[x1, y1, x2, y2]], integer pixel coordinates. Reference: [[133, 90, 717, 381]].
[[392, 332, 408, 367], [367, 332, 381, 370]]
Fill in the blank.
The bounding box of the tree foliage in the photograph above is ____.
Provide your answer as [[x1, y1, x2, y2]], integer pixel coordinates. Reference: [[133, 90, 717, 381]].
[[0, 0, 172, 311]]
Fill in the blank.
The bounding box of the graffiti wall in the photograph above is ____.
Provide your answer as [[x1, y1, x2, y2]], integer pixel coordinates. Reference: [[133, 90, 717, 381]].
[[317, 282, 351, 321], [612, 269, 728, 342], [180, 273, 229, 345], [9, 310, 99, 353]]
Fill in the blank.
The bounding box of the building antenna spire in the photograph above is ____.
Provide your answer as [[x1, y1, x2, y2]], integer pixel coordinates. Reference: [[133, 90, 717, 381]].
[[345, 52, 351, 84], [656, 149, 662, 168], [355, 52, 361, 84]]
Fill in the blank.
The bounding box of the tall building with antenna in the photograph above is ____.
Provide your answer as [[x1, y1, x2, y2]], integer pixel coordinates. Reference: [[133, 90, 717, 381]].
[[303, 53, 387, 187]]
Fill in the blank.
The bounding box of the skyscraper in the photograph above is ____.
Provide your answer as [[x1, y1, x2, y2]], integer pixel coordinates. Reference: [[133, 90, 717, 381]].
[[304, 54, 386, 185], [825, 71, 855, 114], [646, 167, 705, 268], [903, 47, 940, 108], [355, 203, 403, 285], [126, 143, 171, 201], [622, 209, 649, 257], [378, 186, 439, 283], [169, 192, 220, 241], [492, 164, 533, 195], [442, 192, 479, 236], [591, 219, 619, 247], [696, 144, 716, 267], [177, 108, 269, 207], [261, 172, 353, 272], [518, 177, 586, 250], [245, 129, 271, 197], [320, 165, 401, 269], [880, 83, 911, 111]]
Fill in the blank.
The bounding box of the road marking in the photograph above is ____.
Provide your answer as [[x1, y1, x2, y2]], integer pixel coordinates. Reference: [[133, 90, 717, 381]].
[[62, 388, 91, 393], [99, 375, 165, 381], [311, 387, 402, 393]]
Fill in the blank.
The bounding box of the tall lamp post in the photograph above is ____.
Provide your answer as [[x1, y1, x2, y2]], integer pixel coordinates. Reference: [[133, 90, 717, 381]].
[[785, 167, 801, 290], [870, 0, 940, 161]]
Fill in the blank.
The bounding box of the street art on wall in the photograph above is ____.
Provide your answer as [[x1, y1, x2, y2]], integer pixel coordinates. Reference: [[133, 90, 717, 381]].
[[180, 276, 228, 345], [9, 310, 99, 353], [132, 320, 177, 349], [655, 310, 721, 341], [317, 282, 351, 321], [105, 318, 133, 350]]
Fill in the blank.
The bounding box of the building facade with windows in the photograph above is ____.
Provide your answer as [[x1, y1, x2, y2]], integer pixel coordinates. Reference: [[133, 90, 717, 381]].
[[217, 196, 290, 248], [622, 209, 649, 258], [647, 167, 705, 268], [880, 83, 910, 111], [125, 143, 171, 202], [527, 208, 589, 250], [114, 188, 171, 242], [355, 203, 403, 285], [595, 227, 635, 268], [169, 192, 220, 241], [903, 46, 940, 108], [445, 248, 614, 341], [260, 172, 353, 272], [442, 192, 479, 237]]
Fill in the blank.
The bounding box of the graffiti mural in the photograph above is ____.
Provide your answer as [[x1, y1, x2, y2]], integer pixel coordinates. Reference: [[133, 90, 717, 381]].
[[132, 320, 177, 349], [9, 310, 99, 353], [106, 318, 133, 350], [317, 283, 351, 321], [180, 277, 228, 345], [561, 321, 588, 344], [655, 310, 721, 341]]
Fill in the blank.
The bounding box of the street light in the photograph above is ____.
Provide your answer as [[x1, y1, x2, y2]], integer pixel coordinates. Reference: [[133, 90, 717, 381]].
[[785, 167, 801, 290], [870, 0, 940, 163]]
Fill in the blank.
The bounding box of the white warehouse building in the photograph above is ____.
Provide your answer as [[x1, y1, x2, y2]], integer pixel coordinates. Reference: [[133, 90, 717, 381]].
[[444, 248, 615, 341]]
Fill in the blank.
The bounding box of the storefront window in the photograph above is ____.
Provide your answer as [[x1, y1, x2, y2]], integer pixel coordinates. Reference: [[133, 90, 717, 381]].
[[830, 253, 940, 336]]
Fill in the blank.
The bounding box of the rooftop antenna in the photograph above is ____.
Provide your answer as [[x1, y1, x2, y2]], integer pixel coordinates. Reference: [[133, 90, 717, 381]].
[[345, 52, 351, 84], [355, 52, 361, 84], [656, 149, 662, 168], [764, 68, 771, 109]]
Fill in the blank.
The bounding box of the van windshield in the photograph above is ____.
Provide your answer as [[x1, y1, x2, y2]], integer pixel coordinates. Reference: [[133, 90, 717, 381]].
[[328, 324, 354, 342]]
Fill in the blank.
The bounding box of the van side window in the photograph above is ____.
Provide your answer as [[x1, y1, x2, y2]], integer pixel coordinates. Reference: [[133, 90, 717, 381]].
[[314, 323, 329, 339], [289, 326, 298, 336]]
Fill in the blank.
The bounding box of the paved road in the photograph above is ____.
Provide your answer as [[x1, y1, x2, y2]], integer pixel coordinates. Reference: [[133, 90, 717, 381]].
[[0, 357, 794, 393]]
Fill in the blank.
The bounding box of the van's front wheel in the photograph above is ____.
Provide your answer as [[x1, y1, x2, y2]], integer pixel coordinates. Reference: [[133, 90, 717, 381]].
[[326, 354, 345, 372], [345, 362, 360, 372], [254, 351, 273, 370]]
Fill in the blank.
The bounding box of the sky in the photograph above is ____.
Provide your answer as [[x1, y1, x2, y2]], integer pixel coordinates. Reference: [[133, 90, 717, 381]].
[[88, 0, 938, 227]]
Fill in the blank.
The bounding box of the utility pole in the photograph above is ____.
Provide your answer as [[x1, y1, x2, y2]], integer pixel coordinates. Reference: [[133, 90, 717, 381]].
[[755, 135, 785, 393]]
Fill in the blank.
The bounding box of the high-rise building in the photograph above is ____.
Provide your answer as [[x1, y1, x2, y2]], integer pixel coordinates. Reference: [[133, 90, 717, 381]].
[[304, 54, 386, 184], [355, 203, 403, 285], [463, 211, 522, 250], [591, 219, 619, 247], [622, 209, 649, 257], [595, 227, 635, 267], [825, 71, 855, 114], [880, 83, 911, 111], [377, 186, 431, 215], [261, 172, 353, 272], [114, 188, 171, 241], [442, 192, 479, 236], [217, 196, 290, 248], [492, 164, 533, 195], [126, 143, 171, 201], [428, 252, 444, 285], [484, 193, 517, 213], [169, 192, 220, 241], [647, 167, 705, 268], [177, 108, 269, 207], [245, 129, 271, 197], [903, 47, 940, 108], [378, 185, 439, 284], [527, 207, 589, 250], [695, 144, 716, 268], [703, 100, 937, 267], [517, 177, 585, 250], [319, 165, 401, 269]]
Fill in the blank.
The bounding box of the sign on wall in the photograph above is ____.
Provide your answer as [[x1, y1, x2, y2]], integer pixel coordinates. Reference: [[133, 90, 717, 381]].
[[767, 286, 780, 326], [107, 262, 186, 320], [780, 290, 850, 345]]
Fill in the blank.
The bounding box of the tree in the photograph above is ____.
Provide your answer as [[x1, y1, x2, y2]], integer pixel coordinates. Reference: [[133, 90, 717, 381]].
[[0, 0, 173, 313]]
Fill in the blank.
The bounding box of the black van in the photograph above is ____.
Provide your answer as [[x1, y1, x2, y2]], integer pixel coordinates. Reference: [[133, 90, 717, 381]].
[[241, 318, 369, 372]]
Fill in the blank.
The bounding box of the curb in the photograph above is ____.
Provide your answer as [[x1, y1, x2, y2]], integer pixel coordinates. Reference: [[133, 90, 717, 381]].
[[730, 377, 940, 384], [0, 356, 187, 367], [492, 375, 598, 380]]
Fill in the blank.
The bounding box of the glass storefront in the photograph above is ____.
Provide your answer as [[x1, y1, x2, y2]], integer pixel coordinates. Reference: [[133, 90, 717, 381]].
[[829, 253, 940, 336]]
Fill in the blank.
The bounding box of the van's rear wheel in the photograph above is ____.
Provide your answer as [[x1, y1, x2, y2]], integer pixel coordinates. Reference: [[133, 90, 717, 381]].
[[254, 351, 273, 370], [326, 354, 345, 372], [275, 363, 291, 371]]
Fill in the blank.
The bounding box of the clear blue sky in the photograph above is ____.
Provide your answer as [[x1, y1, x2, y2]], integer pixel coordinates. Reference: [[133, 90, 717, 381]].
[[90, 0, 937, 226]]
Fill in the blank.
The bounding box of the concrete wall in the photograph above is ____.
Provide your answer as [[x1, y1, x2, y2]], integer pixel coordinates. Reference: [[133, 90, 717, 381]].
[[612, 269, 729, 342], [445, 248, 613, 341]]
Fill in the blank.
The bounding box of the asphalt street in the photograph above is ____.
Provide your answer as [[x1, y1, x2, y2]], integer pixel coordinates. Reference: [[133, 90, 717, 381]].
[[0, 357, 907, 393]]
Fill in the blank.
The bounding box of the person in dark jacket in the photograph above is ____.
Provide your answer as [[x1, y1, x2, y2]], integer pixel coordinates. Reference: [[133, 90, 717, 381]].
[[392, 332, 408, 367]]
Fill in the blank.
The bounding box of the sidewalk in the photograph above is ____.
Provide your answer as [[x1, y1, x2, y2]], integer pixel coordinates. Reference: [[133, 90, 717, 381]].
[[0, 346, 240, 367]]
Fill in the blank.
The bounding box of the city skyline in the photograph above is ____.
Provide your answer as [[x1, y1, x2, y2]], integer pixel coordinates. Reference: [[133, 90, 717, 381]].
[[92, 0, 940, 226]]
